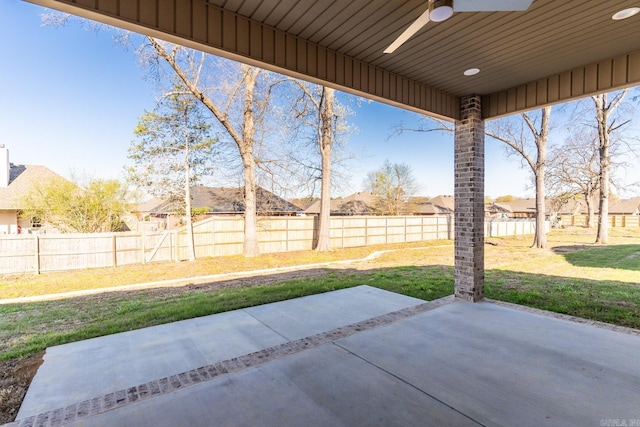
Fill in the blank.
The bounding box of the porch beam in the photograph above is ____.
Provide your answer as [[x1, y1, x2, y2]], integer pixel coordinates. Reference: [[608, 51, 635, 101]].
[[483, 49, 640, 119], [24, 0, 460, 121]]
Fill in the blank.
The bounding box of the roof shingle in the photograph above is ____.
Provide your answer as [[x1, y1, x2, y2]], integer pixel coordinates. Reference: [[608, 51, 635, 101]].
[[140, 186, 302, 215], [0, 164, 68, 210]]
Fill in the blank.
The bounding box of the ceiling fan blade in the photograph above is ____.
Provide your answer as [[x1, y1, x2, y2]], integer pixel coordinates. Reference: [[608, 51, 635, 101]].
[[453, 0, 534, 12], [383, 8, 431, 54]]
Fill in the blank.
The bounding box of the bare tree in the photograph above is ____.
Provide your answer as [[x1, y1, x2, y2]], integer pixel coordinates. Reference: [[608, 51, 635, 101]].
[[486, 107, 552, 248], [546, 129, 600, 227], [142, 37, 277, 257], [390, 117, 454, 137], [310, 86, 335, 251], [592, 90, 629, 244], [391, 110, 552, 248], [43, 14, 275, 257], [364, 160, 419, 215], [286, 83, 356, 251], [546, 192, 575, 226]]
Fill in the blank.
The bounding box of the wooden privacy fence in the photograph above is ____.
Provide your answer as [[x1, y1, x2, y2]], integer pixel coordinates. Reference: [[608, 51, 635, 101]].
[[559, 214, 640, 228], [1, 215, 547, 275], [484, 218, 550, 237]]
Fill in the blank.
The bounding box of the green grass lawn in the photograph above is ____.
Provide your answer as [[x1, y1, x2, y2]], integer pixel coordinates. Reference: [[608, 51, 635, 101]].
[[563, 244, 640, 271], [2, 227, 640, 363]]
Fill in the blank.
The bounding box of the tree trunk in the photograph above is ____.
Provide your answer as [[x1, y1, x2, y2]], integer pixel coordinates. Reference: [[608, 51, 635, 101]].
[[241, 65, 260, 257], [316, 87, 334, 252], [585, 192, 595, 228], [533, 168, 547, 248], [531, 106, 550, 249], [184, 173, 196, 261], [595, 93, 610, 244], [184, 136, 196, 261], [242, 153, 259, 257], [596, 143, 610, 244], [393, 189, 401, 215]]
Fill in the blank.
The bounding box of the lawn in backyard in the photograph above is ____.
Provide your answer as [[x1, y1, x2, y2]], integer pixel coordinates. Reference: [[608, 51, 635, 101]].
[[2, 227, 640, 361], [1, 227, 640, 423]]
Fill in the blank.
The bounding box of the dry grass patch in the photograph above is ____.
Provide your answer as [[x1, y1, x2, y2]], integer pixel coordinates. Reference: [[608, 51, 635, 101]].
[[0, 240, 450, 299]]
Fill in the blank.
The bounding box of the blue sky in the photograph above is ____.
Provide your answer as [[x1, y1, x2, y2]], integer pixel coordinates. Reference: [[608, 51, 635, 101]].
[[4, 0, 631, 200]]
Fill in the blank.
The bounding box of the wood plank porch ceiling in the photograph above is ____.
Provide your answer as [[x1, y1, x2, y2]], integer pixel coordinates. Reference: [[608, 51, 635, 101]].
[[25, 0, 640, 119]]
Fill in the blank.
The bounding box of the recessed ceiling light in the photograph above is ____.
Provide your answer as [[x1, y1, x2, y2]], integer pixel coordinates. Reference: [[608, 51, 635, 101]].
[[464, 68, 480, 76], [612, 7, 640, 20]]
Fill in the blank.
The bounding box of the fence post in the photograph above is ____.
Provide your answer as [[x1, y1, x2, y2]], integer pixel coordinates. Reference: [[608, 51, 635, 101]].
[[141, 231, 146, 264], [112, 234, 117, 267], [404, 216, 408, 242], [34, 235, 40, 274], [286, 218, 289, 252], [365, 216, 369, 245], [385, 217, 388, 244], [174, 230, 179, 262], [211, 220, 215, 257]]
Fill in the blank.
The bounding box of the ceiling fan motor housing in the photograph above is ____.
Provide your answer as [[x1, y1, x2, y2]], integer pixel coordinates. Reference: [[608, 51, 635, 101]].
[[429, 0, 454, 22]]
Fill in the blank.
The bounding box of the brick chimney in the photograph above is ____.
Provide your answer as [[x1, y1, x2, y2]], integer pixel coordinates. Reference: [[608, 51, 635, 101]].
[[0, 145, 9, 188]]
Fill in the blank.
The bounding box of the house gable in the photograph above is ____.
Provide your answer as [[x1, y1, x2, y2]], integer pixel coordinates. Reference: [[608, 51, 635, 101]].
[[0, 163, 69, 234], [305, 192, 376, 216], [0, 164, 68, 210], [141, 186, 302, 217]]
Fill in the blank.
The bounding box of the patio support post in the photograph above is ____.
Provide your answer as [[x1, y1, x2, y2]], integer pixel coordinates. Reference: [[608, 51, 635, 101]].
[[454, 95, 485, 302]]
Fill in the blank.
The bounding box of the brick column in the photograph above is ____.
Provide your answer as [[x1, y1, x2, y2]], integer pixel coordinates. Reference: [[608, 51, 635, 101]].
[[454, 95, 484, 302]]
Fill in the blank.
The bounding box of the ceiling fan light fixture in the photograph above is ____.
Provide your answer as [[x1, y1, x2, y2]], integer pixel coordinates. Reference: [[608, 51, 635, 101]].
[[429, 0, 454, 22], [612, 7, 640, 20], [464, 68, 480, 76]]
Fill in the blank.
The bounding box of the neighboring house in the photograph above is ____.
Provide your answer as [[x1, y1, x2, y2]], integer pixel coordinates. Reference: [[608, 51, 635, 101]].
[[487, 198, 558, 219], [485, 202, 512, 218], [289, 198, 318, 210], [486, 197, 600, 220], [131, 197, 167, 232], [428, 195, 455, 213], [137, 185, 303, 229], [305, 192, 377, 216], [549, 198, 588, 216], [305, 193, 456, 216], [609, 197, 640, 215], [499, 198, 537, 218], [406, 195, 455, 216], [0, 145, 69, 234]]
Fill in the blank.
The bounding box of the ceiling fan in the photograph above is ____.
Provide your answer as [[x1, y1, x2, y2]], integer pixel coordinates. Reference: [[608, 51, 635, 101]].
[[383, 0, 535, 54]]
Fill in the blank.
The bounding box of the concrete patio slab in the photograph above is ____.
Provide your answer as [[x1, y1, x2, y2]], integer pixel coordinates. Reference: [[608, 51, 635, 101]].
[[18, 309, 289, 418], [17, 285, 424, 419], [243, 284, 426, 340], [336, 301, 640, 426], [64, 344, 477, 427], [12, 286, 640, 427]]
